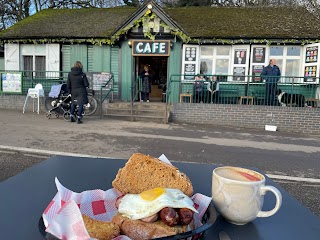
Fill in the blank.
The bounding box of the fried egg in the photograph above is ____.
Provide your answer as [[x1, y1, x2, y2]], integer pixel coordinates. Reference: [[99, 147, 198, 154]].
[[118, 188, 197, 220]]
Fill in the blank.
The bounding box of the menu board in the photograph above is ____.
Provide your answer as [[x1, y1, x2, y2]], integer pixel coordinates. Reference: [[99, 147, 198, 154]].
[[304, 66, 317, 77], [185, 47, 197, 61], [234, 49, 247, 64], [184, 64, 196, 79], [86, 72, 113, 91], [305, 46, 318, 63], [252, 65, 264, 82], [1, 72, 22, 93], [253, 47, 266, 63], [233, 67, 245, 81]]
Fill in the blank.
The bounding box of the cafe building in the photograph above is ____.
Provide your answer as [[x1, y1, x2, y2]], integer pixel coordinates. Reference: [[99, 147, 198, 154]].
[[0, 1, 319, 133]]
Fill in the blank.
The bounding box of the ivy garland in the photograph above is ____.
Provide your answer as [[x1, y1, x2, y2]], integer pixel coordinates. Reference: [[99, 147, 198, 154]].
[[0, 9, 319, 46]]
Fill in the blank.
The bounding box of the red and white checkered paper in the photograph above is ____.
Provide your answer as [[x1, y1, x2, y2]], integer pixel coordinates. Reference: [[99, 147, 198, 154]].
[[42, 155, 212, 240]]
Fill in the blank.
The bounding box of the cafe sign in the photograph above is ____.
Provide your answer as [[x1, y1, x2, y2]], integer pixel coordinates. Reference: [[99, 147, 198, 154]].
[[132, 40, 170, 56]]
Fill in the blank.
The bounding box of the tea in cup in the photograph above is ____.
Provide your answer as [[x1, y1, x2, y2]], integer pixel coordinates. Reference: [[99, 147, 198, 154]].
[[212, 166, 282, 225]]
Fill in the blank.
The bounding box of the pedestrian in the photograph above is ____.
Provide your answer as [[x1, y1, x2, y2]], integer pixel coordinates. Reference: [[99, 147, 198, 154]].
[[261, 59, 281, 106], [140, 65, 152, 102], [67, 61, 89, 124]]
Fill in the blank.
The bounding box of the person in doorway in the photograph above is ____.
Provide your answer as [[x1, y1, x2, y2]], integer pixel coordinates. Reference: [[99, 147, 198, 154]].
[[261, 59, 281, 106], [67, 61, 89, 124], [140, 65, 152, 102]]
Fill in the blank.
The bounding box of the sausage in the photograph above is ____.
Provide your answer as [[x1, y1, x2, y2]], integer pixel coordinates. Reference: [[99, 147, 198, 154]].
[[141, 213, 158, 223], [159, 207, 180, 226], [178, 208, 194, 225]]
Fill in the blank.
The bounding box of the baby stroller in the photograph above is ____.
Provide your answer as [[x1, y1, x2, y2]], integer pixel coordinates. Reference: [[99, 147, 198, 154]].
[[45, 83, 73, 121], [45, 83, 98, 121]]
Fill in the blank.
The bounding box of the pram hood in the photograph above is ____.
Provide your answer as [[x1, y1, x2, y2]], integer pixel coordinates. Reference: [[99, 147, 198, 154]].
[[49, 83, 69, 98]]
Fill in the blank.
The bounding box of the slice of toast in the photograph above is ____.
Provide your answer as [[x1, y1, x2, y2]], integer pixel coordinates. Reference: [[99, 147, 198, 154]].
[[112, 153, 193, 196]]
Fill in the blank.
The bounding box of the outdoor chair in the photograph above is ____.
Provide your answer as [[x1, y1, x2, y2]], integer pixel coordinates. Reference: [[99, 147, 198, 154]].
[[23, 83, 45, 114]]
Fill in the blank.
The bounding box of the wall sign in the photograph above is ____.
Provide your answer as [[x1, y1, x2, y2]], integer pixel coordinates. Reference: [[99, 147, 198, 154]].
[[234, 49, 247, 64], [184, 64, 196, 80], [233, 67, 246, 81], [86, 72, 113, 91], [185, 47, 197, 61], [132, 40, 170, 56], [304, 66, 317, 77], [305, 46, 318, 63], [1, 72, 22, 94], [252, 65, 264, 82], [253, 47, 266, 63]]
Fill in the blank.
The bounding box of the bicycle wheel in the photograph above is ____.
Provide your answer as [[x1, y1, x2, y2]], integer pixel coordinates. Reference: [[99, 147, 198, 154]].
[[84, 95, 98, 116]]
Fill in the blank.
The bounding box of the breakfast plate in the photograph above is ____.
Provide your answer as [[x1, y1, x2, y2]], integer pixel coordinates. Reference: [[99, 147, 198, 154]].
[[38, 201, 217, 240]]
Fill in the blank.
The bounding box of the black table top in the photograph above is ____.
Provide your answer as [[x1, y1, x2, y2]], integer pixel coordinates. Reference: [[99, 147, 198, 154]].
[[0, 155, 319, 240]]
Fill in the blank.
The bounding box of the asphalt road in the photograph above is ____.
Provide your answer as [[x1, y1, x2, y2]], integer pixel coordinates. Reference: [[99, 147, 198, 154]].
[[0, 109, 319, 217]]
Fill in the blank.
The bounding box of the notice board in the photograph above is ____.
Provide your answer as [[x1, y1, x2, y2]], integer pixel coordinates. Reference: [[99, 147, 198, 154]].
[[0, 72, 23, 94], [86, 72, 113, 91]]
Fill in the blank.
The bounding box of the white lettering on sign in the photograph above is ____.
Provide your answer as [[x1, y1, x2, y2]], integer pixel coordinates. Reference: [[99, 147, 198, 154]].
[[136, 43, 144, 53], [134, 41, 168, 55]]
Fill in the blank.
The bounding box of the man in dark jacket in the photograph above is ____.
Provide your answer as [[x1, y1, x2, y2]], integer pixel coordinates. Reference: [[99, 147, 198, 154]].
[[67, 61, 89, 124], [261, 59, 281, 106]]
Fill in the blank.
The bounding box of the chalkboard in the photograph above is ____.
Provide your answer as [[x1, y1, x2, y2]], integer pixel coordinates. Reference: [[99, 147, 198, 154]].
[[86, 72, 113, 91], [1, 72, 22, 94]]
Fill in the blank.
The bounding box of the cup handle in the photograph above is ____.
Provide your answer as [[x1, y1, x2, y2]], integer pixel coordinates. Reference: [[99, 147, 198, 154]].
[[257, 185, 282, 218]]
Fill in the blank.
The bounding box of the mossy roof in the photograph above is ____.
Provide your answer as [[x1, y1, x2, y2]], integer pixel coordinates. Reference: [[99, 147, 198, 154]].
[[0, 6, 319, 40]]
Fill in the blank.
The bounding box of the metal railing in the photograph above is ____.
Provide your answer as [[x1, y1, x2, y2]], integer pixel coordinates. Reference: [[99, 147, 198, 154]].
[[0, 70, 115, 115], [99, 73, 114, 119], [130, 76, 142, 121], [166, 74, 320, 108]]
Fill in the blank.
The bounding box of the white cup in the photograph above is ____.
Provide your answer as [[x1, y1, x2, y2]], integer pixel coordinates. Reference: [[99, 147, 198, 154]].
[[212, 166, 282, 225]]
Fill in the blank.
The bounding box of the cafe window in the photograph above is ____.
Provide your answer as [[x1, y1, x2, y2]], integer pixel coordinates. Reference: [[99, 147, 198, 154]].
[[269, 46, 301, 81], [200, 46, 231, 76], [23, 55, 46, 78]]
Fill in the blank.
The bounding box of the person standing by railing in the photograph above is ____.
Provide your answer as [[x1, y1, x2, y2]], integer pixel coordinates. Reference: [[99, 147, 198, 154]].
[[261, 59, 281, 106]]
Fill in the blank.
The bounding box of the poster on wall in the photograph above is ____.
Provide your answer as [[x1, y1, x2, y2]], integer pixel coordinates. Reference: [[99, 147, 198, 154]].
[[184, 64, 196, 79], [234, 49, 247, 64], [185, 47, 197, 61], [253, 47, 266, 63], [233, 67, 246, 81], [304, 66, 317, 77], [1, 72, 22, 93], [86, 72, 113, 91], [305, 46, 318, 63], [252, 65, 264, 82]]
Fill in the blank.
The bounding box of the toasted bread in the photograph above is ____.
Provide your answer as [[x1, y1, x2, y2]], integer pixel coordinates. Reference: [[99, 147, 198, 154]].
[[112, 153, 193, 196], [82, 214, 120, 240], [112, 213, 190, 240]]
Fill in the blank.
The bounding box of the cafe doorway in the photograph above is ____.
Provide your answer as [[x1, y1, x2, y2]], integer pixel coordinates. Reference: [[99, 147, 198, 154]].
[[136, 56, 168, 102]]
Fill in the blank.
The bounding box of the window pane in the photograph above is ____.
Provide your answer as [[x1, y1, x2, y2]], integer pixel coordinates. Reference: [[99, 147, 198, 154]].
[[270, 46, 284, 56], [35, 56, 46, 77], [216, 46, 230, 56], [215, 59, 229, 74], [23, 56, 33, 78], [287, 46, 301, 56], [200, 46, 213, 56], [200, 59, 212, 75], [285, 59, 300, 76]]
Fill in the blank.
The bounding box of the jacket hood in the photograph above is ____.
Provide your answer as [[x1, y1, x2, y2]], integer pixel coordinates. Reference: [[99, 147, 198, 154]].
[[70, 67, 83, 76]]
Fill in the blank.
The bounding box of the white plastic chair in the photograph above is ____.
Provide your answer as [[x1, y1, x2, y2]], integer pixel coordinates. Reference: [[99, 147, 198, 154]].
[[23, 83, 45, 114]]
